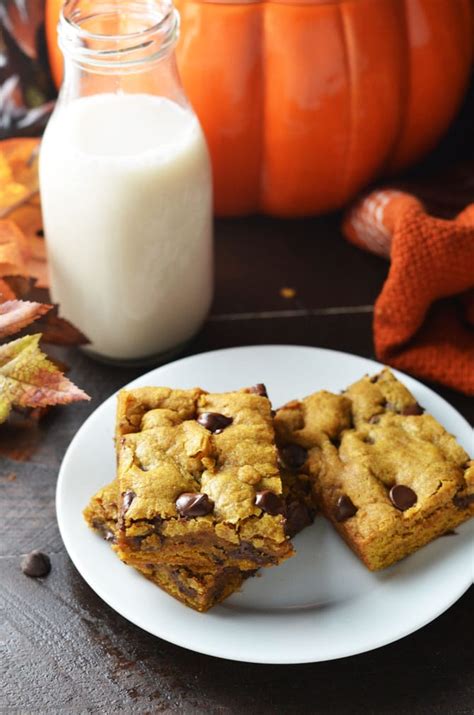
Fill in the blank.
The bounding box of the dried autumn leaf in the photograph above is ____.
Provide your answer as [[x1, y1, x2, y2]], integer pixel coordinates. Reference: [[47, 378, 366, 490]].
[[2, 0, 45, 60], [0, 219, 26, 276], [0, 333, 90, 424], [0, 279, 16, 301], [37, 307, 90, 346], [3, 197, 48, 287], [0, 138, 40, 218], [7, 203, 39, 254], [0, 300, 52, 339], [1, 275, 36, 299], [0, 240, 25, 277]]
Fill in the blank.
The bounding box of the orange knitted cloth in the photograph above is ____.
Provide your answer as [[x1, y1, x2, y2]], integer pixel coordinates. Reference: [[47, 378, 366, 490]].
[[343, 190, 474, 396]]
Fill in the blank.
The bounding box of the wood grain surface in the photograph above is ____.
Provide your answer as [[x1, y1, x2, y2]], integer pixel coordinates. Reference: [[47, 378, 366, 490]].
[[1, 214, 473, 714]]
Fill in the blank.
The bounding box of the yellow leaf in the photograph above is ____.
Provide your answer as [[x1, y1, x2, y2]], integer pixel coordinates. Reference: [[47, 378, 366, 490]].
[[0, 334, 90, 424]]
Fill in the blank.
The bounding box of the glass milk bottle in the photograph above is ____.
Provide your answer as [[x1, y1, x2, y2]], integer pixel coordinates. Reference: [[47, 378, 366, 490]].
[[40, 0, 213, 364]]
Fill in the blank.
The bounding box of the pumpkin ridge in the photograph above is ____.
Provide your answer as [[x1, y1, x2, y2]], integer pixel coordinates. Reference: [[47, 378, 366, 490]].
[[385, 0, 473, 174], [337, 1, 355, 206], [380, 0, 411, 175], [258, 7, 266, 213]]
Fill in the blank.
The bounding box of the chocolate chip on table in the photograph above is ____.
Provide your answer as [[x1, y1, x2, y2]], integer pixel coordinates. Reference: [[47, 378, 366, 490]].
[[401, 403, 424, 416], [284, 501, 313, 537], [248, 383, 268, 397], [389, 484, 417, 511], [255, 490, 285, 516], [176, 492, 214, 517], [334, 495, 358, 522], [121, 490, 136, 516], [279, 444, 308, 471], [197, 412, 233, 434], [21, 551, 51, 578]]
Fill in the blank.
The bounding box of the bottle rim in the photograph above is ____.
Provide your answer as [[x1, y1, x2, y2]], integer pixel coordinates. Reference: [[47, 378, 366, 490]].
[[59, 0, 179, 69]]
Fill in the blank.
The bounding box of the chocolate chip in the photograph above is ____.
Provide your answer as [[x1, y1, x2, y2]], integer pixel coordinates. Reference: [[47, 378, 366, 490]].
[[151, 516, 163, 532], [453, 493, 474, 509], [21, 551, 51, 578], [441, 529, 458, 537], [284, 501, 313, 537], [369, 415, 380, 424], [369, 375, 379, 383], [255, 490, 285, 516], [299, 479, 312, 495], [389, 484, 417, 511], [230, 541, 263, 562], [121, 490, 136, 516], [279, 444, 308, 471], [126, 535, 146, 548], [401, 403, 424, 416], [385, 402, 424, 416], [197, 412, 233, 433], [334, 495, 358, 522], [92, 519, 116, 543], [248, 383, 268, 397], [176, 492, 214, 517]]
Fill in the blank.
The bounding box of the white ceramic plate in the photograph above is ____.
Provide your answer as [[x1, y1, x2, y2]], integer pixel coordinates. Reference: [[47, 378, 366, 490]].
[[56, 345, 474, 664]]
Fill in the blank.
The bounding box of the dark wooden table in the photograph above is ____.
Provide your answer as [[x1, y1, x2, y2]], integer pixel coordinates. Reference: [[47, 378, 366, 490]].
[[2, 214, 473, 714]]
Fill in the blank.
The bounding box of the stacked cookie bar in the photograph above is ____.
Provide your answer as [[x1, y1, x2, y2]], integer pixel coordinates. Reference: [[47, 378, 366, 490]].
[[84, 385, 315, 611], [84, 370, 473, 610]]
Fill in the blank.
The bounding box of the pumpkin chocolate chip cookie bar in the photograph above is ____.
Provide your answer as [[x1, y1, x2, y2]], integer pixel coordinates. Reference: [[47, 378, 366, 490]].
[[275, 369, 473, 571], [83, 479, 250, 612], [113, 386, 296, 572], [84, 461, 315, 612], [84, 384, 317, 611], [83, 383, 316, 611]]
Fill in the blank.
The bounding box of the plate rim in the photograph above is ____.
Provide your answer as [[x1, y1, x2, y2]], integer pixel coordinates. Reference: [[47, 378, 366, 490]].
[[56, 344, 474, 664]]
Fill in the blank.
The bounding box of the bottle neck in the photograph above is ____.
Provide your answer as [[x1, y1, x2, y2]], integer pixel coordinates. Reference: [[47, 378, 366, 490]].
[[58, 0, 183, 103]]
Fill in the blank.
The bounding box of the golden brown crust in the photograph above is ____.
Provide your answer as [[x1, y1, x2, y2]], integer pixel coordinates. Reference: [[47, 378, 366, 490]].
[[115, 387, 205, 441], [343, 368, 420, 427]]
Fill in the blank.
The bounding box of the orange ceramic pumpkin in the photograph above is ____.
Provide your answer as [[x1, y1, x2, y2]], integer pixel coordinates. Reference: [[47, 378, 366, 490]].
[[46, 0, 473, 217]]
